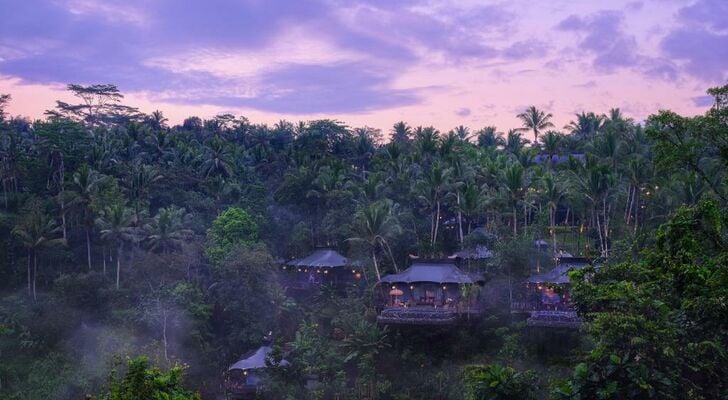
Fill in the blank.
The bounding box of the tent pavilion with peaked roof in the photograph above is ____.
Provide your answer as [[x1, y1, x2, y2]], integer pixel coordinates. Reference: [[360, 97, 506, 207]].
[[380, 262, 484, 285], [287, 248, 348, 269], [449, 245, 494, 260], [226, 344, 290, 397], [527, 257, 590, 285], [282, 248, 362, 289], [376, 261, 485, 325]]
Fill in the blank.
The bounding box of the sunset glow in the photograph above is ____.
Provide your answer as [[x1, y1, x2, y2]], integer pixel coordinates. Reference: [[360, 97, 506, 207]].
[[1, 0, 726, 136]]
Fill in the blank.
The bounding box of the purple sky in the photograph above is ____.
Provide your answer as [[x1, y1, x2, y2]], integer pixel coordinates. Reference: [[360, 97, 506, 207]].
[[1, 0, 726, 137]]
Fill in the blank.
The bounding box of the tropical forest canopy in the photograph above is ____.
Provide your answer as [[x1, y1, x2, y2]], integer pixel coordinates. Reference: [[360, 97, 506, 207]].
[[0, 83, 726, 399]]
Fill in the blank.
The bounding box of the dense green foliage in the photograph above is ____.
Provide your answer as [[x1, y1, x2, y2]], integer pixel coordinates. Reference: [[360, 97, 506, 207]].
[[0, 83, 726, 399], [95, 356, 200, 400]]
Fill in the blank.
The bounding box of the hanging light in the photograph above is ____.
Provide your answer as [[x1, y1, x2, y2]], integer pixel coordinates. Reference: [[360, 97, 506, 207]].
[[409, 285, 415, 290]]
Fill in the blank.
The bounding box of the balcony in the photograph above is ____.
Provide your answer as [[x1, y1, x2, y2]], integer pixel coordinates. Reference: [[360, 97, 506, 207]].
[[376, 305, 481, 325], [526, 310, 582, 329]]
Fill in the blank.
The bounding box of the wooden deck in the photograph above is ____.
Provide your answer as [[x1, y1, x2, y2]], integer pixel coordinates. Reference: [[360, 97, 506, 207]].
[[526, 311, 582, 329], [376, 306, 480, 325]]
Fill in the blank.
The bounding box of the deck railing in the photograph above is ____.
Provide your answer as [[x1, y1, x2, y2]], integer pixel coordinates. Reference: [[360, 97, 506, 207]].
[[526, 310, 582, 329], [377, 305, 480, 325]]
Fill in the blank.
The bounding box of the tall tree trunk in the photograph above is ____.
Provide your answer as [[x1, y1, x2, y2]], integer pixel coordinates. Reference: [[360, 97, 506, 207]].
[[162, 305, 169, 364], [629, 186, 635, 225], [433, 200, 441, 247], [115, 245, 122, 290], [633, 191, 640, 234], [381, 240, 399, 272], [551, 207, 557, 252], [523, 202, 528, 237], [624, 185, 633, 223], [86, 227, 92, 271], [33, 253, 38, 301], [102, 246, 107, 276], [512, 206, 517, 237], [60, 201, 67, 241], [26, 250, 31, 296], [371, 250, 381, 281], [457, 192, 463, 244], [593, 206, 604, 257], [603, 198, 610, 258]]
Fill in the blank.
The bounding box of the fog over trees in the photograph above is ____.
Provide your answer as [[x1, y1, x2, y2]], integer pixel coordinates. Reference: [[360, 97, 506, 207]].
[[0, 83, 726, 399]]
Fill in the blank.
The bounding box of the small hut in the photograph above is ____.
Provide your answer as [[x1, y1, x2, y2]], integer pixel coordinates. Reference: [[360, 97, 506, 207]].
[[523, 257, 590, 329], [281, 248, 362, 289], [449, 245, 493, 271], [449, 245, 494, 261], [225, 342, 290, 399], [376, 261, 485, 325]]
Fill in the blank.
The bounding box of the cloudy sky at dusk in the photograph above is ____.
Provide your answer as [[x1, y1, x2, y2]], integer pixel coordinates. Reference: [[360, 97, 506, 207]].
[[1, 0, 726, 138]]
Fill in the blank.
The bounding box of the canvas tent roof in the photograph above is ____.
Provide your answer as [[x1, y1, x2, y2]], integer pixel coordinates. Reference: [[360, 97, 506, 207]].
[[449, 245, 493, 260], [527, 259, 590, 285], [380, 262, 484, 284], [287, 249, 348, 268], [229, 345, 290, 371]]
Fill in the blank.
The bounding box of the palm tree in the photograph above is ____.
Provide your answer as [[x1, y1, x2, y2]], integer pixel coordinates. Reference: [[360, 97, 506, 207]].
[[347, 200, 401, 280], [200, 138, 234, 178], [452, 125, 472, 141], [97, 205, 139, 289], [144, 206, 194, 254], [416, 162, 452, 247], [504, 130, 528, 156], [123, 162, 162, 224], [565, 112, 605, 138], [454, 183, 483, 238], [476, 127, 504, 148], [567, 160, 615, 257], [517, 106, 554, 142], [65, 164, 106, 271], [414, 126, 440, 158], [390, 121, 412, 143], [12, 208, 65, 300], [502, 163, 526, 237], [540, 131, 562, 165], [145, 110, 168, 131], [540, 174, 564, 251]]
